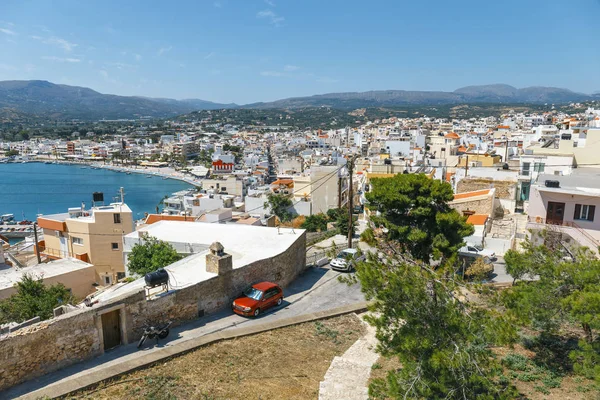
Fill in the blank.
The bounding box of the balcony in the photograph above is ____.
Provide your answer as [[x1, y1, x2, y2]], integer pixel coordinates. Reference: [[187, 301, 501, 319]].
[[526, 216, 600, 254]]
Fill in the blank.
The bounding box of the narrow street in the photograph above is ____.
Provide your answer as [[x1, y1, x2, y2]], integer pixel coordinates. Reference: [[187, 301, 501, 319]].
[[2, 264, 365, 399]]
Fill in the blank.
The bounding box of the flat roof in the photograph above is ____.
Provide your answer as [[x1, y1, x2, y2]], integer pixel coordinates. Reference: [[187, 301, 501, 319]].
[[97, 222, 304, 303], [0, 258, 93, 291], [536, 169, 600, 190]]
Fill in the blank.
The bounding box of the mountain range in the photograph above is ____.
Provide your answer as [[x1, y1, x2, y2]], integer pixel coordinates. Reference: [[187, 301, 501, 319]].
[[0, 81, 596, 121]]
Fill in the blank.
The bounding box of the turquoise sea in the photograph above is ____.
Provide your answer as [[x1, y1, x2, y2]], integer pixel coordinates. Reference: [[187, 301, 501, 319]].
[[0, 163, 192, 221]]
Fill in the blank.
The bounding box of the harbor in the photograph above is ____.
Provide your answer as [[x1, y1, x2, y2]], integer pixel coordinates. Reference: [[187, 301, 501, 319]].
[[0, 162, 196, 235]]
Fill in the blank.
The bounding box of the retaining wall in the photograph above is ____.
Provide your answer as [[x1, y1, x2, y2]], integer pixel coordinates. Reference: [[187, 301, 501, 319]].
[[0, 231, 306, 392]]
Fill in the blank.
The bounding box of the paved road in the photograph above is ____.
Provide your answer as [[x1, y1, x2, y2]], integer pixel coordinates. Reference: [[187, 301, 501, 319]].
[[2, 264, 365, 399]]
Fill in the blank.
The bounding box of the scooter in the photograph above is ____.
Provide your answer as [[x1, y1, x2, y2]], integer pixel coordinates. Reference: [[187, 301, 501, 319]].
[[137, 321, 172, 348]]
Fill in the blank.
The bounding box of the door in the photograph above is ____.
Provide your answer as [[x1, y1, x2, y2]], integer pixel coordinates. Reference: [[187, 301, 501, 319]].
[[101, 310, 121, 351], [59, 236, 68, 257], [262, 288, 277, 310], [546, 202, 565, 225]]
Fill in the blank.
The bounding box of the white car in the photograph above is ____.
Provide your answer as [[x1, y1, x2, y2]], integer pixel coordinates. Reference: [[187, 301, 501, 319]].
[[459, 244, 497, 261], [330, 248, 365, 272]]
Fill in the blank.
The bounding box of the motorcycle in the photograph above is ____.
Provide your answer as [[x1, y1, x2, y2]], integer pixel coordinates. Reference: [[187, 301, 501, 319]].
[[137, 321, 173, 348]]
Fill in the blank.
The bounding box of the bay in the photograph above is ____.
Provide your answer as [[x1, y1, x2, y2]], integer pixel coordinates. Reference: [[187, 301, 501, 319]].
[[0, 163, 193, 221]]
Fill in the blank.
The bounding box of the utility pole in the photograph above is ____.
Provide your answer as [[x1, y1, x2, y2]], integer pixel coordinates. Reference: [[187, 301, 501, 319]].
[[465, 154, 469, 177], [347, 155, 358, 249], [504, 138, 509, 163], [119, 187, 125, 204], [33, 222, 41, 264]]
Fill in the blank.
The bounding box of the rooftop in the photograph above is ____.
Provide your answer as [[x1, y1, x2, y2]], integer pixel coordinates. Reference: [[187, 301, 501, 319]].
[[98, 222, 304, 303], [535, 169, 600, 196], [452, 189, 493, 201], [0, 258, 93, 292], [466, 214, 489, 226]]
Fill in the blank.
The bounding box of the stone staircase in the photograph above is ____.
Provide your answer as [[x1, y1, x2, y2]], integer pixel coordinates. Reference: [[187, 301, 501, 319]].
[[319, 316, 379, 400]]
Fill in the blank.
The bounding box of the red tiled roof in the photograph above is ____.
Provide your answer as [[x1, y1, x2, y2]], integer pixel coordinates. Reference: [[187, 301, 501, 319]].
[[444, 132, 460, 139], [466, 214, 488, 226], [453, 189, 492, 200]]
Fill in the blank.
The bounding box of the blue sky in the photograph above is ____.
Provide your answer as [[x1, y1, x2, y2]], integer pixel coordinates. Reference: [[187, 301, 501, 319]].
[[0, 0, 599, 104]]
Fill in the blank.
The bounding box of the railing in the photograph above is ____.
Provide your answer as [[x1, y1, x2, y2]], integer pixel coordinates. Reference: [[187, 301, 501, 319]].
[[527, 216, 600, 247]]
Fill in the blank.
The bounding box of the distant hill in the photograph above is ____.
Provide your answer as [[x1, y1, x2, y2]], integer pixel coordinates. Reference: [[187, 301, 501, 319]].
[[0, 80, 593, 121], [246, 84, 592, 109], [0, 80, 236, 120]]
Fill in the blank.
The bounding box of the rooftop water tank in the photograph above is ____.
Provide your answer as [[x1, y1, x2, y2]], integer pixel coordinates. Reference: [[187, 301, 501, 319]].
[[145, 268, 169, 288]]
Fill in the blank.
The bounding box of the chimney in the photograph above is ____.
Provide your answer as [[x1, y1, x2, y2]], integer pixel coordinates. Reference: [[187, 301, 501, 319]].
[[206, 242, 232, 275]]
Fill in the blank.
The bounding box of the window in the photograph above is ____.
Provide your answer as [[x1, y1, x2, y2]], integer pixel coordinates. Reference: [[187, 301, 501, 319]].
[[72, 237, 83, 245], [522, 162, 531, 176], [534, 162, 545, 173], [574, 204, 596, 222], [113, 213, 121, 224], [264, 288, 278, 299], [104, 275, 112, 285], [111, 242, 119, 250], [116, 272, 126, 280]]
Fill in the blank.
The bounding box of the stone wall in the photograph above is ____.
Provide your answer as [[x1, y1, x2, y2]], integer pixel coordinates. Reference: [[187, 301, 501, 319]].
[[457, 178, 516, 200], [450, 198, 494, 216], [0, 231, 306, 392], [0, 309, 101, 391]]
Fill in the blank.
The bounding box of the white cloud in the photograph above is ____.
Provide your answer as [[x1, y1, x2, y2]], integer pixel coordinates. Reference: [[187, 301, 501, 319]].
[[41, 56, 81, 63], [214, 1, 223, 7], [0, 28, 16, 36], [204, 52, 215, 60], [105, 62, 136, 70], [31, 35, 77, 52], [134, 53, 142, 61], [264, 0, 275, 6], [284, 65, 300, 72], [0, 63, 16, 71], [157, 46, 172, 56], [261, 70, 285, 77], [257, 9, 284, 27]]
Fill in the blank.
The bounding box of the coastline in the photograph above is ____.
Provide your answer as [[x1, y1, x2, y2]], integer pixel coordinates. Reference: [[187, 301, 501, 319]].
[[9, 157, 204, 188]]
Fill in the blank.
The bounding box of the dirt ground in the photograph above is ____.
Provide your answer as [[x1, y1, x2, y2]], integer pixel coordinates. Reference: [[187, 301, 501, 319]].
[[67, 313, 366, 400]]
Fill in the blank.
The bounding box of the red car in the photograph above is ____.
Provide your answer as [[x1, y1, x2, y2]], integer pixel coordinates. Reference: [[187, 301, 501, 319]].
[[232, 282, 284, 317]]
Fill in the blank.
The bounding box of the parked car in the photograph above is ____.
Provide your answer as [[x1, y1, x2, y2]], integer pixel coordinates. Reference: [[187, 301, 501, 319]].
[[330, 248, 365, 272], [458, 244, 497, 261], [232, 282, 283, 317]]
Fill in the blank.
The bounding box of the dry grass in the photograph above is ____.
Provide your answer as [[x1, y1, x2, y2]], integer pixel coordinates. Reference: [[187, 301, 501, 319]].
[[67, 314, 365, 400], [367, 345, 599, 400], [368, 355, 401, 393]]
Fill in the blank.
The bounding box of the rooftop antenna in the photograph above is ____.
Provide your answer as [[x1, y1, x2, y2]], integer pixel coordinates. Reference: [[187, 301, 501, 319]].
[[119, 187, 125, 204]]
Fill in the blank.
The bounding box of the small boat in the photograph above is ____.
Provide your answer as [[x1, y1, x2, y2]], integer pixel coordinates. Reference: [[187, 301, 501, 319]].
[[146, 175, 153, 178], [126, 172, 132, 175], [162, 177, 169, 180]]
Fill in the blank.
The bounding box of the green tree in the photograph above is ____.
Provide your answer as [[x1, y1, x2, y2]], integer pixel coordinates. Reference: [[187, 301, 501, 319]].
[[5, 149, 19, 157], [503, 236, 600, 381], [337, 211, 357, 238], [127, 236, 183, 276], [300, 213, 328, 232], [0, 274, 76, 324], [264, 192, 294, 224], [365, 173, 474, 262], [355, 254, 517, 399]]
